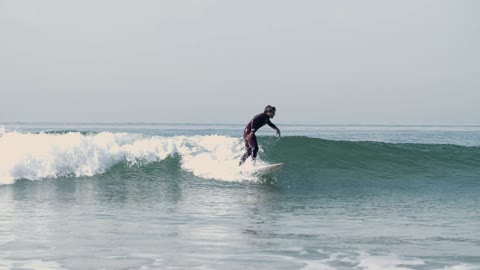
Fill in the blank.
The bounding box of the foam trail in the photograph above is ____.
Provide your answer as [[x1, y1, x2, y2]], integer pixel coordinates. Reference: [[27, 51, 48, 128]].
[[357, 252, 425, 270], [0, 131, 266, 185]]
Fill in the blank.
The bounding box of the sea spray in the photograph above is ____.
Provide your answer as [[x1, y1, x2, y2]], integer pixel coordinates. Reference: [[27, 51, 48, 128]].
[[0, 131, 269, 185]]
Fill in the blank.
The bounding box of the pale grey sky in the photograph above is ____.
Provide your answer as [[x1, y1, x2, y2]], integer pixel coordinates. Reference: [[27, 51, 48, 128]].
[[1, 0, 479, 124]]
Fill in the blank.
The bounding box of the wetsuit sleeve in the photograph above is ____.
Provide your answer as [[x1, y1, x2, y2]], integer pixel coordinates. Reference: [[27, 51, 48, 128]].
[[267, 119, 279, 132]]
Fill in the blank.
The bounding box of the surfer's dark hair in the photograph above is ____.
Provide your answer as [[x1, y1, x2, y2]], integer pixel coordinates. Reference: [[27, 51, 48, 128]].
[[264, 105, 276, 113]]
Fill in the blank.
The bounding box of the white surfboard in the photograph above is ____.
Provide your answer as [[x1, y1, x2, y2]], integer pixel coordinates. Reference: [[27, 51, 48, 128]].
[[251, 163, 284, 177]]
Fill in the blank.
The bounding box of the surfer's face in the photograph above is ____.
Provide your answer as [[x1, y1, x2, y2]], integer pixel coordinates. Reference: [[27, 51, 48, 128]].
[[266, 110, 276, 118]]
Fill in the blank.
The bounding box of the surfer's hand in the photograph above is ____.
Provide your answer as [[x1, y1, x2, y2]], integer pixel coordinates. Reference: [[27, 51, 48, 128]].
[[276, 130, 281, 137], [246, 132, 253, 140]]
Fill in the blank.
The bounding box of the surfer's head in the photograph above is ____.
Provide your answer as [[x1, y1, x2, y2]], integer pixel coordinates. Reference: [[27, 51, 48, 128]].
[[264, 105, 276, 118]]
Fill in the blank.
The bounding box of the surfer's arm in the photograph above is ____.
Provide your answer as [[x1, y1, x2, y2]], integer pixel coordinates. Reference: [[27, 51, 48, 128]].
[[267, 121, 281, 137], [250, 120, 256, 133], [250, 114, 263, 134], [246, 119, 256, 140]]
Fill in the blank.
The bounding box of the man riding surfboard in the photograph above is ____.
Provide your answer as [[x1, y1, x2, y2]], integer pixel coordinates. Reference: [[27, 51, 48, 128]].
[[239, 105, 281, 166]]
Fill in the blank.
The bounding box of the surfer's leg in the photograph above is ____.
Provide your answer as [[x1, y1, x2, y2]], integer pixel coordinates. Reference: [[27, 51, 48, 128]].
[[250, 135, 259, 162], [239, 139, 252, 165], [239, 150, 251, 165]]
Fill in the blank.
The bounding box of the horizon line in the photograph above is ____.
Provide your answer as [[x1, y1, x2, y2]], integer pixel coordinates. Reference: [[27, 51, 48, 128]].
[[1, 121, 480, 127]]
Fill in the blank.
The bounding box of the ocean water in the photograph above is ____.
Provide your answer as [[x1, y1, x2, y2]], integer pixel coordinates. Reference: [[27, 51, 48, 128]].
[[0, 123, 479, 270]]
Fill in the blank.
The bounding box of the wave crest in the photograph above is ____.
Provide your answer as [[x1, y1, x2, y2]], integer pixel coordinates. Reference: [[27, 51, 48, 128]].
[[0, 132, 261, 185]]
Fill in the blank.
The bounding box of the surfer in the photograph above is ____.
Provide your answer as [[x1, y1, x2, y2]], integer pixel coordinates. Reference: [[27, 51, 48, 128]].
[[239, 105, 281, 166]]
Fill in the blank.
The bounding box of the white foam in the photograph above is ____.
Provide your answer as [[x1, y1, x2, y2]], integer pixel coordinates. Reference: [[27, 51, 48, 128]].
[[0, 131, 268, 185], [0, 259, 67, 270], [304, 252, 478, 270], [434, 264, 480, 270], [357, 252, 425, 270]]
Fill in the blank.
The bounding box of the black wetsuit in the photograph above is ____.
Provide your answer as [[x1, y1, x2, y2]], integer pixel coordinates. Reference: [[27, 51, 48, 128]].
[[240, 113, 279, 164]]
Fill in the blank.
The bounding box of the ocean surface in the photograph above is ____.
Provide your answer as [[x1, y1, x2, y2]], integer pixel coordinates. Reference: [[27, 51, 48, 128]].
[[0, 123, 479, 270]]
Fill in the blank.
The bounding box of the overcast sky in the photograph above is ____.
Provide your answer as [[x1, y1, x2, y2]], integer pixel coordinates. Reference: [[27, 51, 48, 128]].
[[1, 0, 479, 124]]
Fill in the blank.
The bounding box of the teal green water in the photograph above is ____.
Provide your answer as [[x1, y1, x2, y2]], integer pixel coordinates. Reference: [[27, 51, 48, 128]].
[[0, 123, 479, 269]]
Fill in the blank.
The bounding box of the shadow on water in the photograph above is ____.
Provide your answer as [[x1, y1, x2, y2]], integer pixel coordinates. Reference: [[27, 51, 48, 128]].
[[2, 155, 189, 211], [86, 155, 186, 208]]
